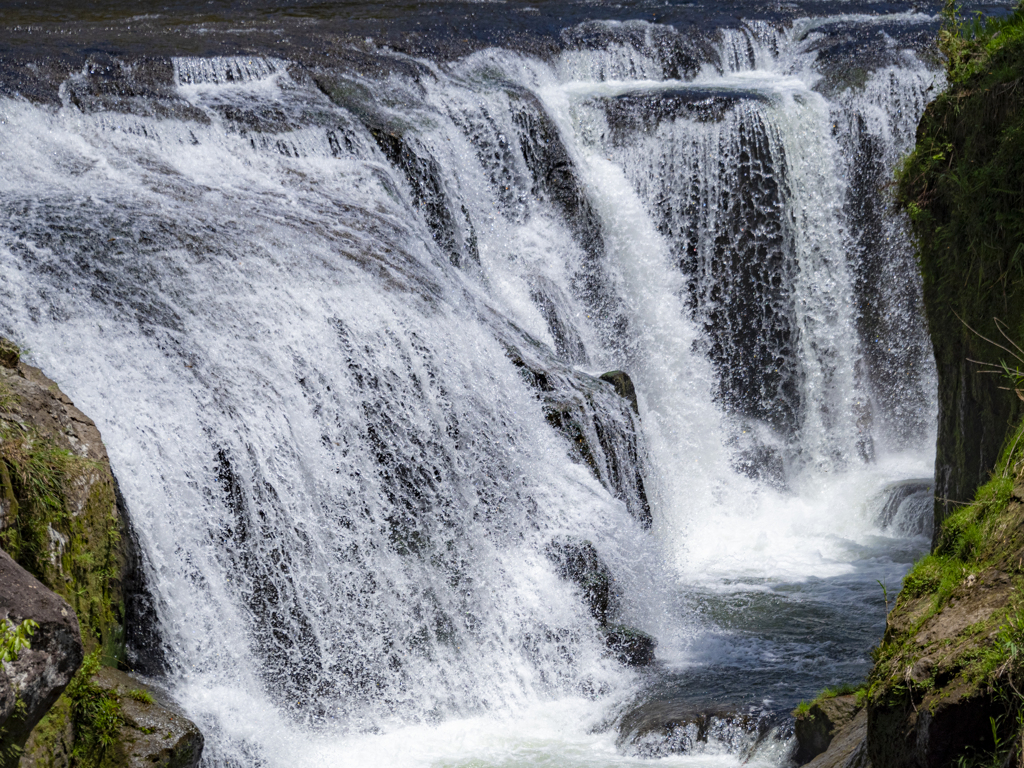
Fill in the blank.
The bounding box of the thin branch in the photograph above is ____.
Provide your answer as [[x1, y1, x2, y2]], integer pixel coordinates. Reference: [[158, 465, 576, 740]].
[[955, 311, 1024, 364], [995, 316, 1024, 358]]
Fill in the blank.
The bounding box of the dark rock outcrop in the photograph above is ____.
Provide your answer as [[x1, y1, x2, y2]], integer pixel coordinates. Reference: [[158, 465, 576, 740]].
[[805, 708, 870, 768], [0, 549, 83, 754], [794, 694, 860, 765], [545, 536, 656, 666]]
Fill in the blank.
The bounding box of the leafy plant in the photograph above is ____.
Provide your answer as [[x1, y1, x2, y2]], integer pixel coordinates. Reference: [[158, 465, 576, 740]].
[[0, 617, 38, 663], [125, 689, 154, 705], [65, 652, 124, 768]]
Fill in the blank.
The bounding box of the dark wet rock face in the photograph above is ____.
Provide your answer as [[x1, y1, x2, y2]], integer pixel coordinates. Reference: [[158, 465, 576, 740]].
[[531, 277, 590, 366], [793, 694, 860, 764], [545, 537, 613, 625], [545, 536, 656, 666], [369, 128, 479, 269], [598, 89, 768, 139], [0, 550, 84, 753], [559, 20, 720, 81], [504, 342, 651, 527]]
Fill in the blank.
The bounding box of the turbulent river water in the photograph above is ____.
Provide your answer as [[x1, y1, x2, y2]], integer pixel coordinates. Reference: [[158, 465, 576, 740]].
[[0, 2, 994, 765]]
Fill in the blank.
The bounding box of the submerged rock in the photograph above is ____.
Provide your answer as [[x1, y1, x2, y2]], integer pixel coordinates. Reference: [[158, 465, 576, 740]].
[[616, 699, 785, 759], [0, 549, 83, 754]]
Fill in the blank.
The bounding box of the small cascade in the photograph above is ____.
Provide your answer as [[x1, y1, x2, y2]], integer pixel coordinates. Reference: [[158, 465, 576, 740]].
[[173, 56, 286, 86]]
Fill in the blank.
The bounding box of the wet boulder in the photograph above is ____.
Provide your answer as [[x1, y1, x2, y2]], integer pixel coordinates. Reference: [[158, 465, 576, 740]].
[[545, 536, 612, 625], [0, 549, 83, 751], [544, 536, 656, 666], [599, 371, 639, 415], [602, 625, 656, 667]]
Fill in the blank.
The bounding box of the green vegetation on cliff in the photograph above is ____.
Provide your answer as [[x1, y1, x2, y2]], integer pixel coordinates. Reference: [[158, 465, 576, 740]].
[[896, 0, 1024, 532], [866, 416, 1024, 766], [0, 387, 125, 666]]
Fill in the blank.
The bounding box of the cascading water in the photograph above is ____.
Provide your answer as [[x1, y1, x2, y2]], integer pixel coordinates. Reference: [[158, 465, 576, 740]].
[[0, 5, 947, 766]]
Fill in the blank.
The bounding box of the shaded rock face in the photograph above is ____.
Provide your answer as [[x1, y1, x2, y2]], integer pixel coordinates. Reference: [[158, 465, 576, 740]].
[[616, 699, 787, 760], [805, 708, 870, 768], [794, 694, 860, 765], [0, 549, 83, 752]]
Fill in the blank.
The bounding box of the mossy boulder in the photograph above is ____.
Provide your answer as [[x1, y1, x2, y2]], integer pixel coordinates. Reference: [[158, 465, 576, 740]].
[[0, 337, 194, 766], [0, 549, 83, 761], [19, 660, 203, 768], [0, 342, 127, 666]]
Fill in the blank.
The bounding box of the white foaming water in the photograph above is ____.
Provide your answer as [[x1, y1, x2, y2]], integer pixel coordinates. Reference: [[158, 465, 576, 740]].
[[0, 13, 940, 767]]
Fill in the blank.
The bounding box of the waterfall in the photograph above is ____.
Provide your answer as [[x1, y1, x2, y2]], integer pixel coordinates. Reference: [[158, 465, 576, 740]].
[[0, 10, 940, 766]]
